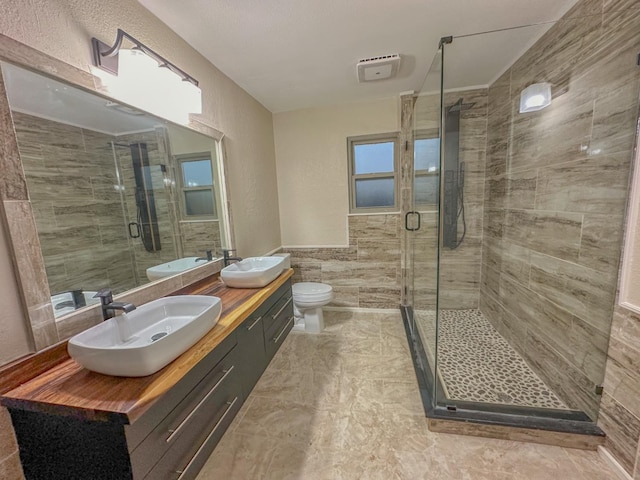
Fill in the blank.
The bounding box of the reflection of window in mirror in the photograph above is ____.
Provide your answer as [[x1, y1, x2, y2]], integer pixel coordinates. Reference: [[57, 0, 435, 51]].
[[177, 154, 218, 219]]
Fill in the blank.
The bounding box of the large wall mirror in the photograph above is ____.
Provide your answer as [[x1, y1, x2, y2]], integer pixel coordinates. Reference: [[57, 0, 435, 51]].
[[0, 59, 231, 346]]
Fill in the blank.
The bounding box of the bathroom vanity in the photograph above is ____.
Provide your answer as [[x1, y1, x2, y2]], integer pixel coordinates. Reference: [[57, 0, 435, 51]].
[[0, 270, 294, 480]]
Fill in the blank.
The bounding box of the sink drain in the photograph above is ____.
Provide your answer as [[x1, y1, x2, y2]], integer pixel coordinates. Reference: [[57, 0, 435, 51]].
[[150, 332, 168, 342]]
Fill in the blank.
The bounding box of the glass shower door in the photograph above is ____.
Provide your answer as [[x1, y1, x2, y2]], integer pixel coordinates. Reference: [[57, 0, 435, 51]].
[[407, 47, 444, 408]]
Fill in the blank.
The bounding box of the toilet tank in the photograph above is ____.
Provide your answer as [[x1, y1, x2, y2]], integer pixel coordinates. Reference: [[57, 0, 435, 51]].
[[272, 252, 291, 269]]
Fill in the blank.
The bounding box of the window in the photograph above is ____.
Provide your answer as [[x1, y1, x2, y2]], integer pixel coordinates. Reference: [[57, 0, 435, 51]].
[[177, 154, 217, 219], [414, 133, 440, 206], [348, 133, 398, 213]]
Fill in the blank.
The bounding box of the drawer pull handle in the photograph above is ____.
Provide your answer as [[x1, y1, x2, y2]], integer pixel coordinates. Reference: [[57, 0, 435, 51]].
[[166, 365, 235, 443], [175, 397, 239, 479], [272, 316, 294, 344], [271, 296, 292, 320], [246, 315, 262, 331]]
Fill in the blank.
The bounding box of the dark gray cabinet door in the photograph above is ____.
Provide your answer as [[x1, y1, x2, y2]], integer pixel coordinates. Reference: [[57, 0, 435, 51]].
[[237, 313, 268, 398]]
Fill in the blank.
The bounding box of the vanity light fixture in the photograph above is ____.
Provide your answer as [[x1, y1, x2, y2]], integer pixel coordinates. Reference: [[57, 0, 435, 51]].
[[91, 29, 202, 116], [519, 82, 552, 113]]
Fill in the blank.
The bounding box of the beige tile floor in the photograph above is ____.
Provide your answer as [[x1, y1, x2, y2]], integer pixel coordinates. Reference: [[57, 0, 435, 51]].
[[196, 310, 618, 480]]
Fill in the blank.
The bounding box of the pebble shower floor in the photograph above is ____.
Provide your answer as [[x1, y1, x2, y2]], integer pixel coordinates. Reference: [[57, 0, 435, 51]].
[[416, 309, 568, 409]]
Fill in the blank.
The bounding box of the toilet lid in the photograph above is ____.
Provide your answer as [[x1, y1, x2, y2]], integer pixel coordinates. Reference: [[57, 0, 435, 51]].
[[293, 282, 332, 295]]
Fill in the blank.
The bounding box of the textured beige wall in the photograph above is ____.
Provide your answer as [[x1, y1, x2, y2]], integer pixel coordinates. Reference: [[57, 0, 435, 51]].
[[273, 97, 398, 246], [0, 0, 281, 260]]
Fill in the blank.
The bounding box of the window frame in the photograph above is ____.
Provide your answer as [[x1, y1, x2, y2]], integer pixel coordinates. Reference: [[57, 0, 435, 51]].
[[347, 132, 399, 214], [175, 152, 218, 221], [414, 128, 441, 209]]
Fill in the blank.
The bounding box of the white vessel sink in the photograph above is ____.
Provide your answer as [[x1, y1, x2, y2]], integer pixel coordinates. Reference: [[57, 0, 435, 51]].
[[221, 256, 285, 288], [68, 295, 222, 377], [146, 257, 209, 281]]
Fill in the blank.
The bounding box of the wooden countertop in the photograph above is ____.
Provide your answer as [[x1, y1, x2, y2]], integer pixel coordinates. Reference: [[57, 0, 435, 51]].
[[0, 269, 293, 424]]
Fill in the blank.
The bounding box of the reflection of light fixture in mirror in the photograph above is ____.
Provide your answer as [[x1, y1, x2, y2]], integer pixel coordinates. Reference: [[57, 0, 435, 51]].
[[519, 83, 552, 113], [91, 29, 202, 122]]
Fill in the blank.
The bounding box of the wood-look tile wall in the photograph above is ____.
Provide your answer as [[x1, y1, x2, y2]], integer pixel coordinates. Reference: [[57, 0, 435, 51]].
[[13, 112, 139, 295], [180, 221, 223, 258], [430, 89, 488, 310], [410, 88, 489, 311], [12, 114, 224, 298], [284, 215, 401, 309], [601, 305, 640, 476], [115, 129, 180, 282], [479, 0, 640, 426]]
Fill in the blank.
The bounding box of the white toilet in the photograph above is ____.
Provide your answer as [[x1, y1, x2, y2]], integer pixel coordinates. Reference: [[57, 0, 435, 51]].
[[273, 253, 333, 333], [291, 282, 333, 333]]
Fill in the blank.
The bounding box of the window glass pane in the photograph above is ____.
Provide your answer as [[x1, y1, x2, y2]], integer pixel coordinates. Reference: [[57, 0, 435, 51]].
[[414, 174, 439, 205], [354, 142, 394, 174], [184, 189, 215, 216], [182, 159, 213, 187], [355, 177, 395, 208], [414, 138, 439, 171]]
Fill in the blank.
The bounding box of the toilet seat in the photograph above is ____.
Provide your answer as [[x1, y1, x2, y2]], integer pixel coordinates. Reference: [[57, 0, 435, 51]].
[[292, 282, 333, 307], [293, 282, 332, 296]]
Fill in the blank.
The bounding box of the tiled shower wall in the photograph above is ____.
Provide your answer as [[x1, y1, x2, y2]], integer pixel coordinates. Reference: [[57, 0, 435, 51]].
[[13, 112, 139, 295], [412, 89, 489, 310], [12, 114, 223, 297], [115, 129, 180, 282], [479, 0, 639, 425]]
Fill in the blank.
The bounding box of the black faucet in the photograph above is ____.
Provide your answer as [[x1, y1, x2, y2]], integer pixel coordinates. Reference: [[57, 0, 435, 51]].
[[223, 249, 243, 267], [195, 250, 213, 262], [93, 289, 136, 321]]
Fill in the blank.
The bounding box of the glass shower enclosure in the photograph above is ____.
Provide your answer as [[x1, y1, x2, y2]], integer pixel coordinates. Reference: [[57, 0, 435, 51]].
[[404, 7, 640, 434]]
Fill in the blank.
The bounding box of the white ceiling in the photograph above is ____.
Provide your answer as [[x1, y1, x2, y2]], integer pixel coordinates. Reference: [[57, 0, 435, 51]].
[[140, 0, 579, 113]]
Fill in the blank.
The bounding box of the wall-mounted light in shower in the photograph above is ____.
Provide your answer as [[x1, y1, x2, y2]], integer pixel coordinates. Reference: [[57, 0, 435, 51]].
[[519, 82, 552, 113], [91, 29, 202, 123]]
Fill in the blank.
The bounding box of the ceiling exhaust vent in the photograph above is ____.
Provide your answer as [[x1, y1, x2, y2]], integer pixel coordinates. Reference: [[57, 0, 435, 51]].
[[357, 54, 401, 82]]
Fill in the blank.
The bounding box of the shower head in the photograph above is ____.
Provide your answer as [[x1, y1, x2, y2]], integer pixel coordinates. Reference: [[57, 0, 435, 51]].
[[447, 98, 476, 113]]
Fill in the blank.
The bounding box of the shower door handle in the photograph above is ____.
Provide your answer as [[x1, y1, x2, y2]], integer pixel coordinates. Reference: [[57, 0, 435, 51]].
[[128, 222, 141, 238], [405, 211, 421, 231]]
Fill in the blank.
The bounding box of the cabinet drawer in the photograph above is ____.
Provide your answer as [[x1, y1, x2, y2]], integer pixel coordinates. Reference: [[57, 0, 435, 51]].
[[131, 347, 241, 479], [262, 291, 293, 334], [126, 332, 237, 452], [265, 314, 294, 361], [144, 386, 242, 480]]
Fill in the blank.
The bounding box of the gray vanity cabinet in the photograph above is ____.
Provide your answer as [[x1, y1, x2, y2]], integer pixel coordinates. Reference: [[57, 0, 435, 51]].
[[263, 286, 294, 362], [237, 312, 267, 398], [8, 279, 295, 480], [237, 279, 293, 397]]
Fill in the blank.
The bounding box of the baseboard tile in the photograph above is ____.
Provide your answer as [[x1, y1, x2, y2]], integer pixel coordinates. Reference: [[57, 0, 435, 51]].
[[598, 446, 633, 480], [428, 418, 604, 450], [324, 306, 398, 314]]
